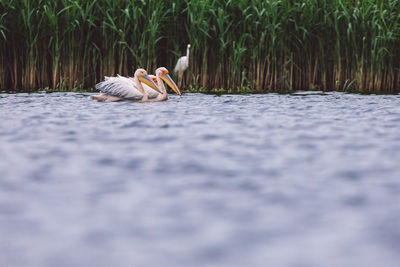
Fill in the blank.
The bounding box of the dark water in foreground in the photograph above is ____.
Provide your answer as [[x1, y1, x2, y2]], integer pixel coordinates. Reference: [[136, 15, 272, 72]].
[[1, 92, 400, 267]]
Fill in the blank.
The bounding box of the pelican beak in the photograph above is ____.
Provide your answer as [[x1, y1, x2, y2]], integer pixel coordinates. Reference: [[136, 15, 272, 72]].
[[161, 74, 181, 96], [139, 74, 162, 93]]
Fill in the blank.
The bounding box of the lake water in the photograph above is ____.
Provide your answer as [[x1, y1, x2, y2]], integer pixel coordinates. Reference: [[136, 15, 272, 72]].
[[1, 92, 400, 267]]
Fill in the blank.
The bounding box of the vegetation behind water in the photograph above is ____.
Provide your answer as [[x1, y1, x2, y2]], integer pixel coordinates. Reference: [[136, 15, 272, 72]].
[[1, 0, 400, 93]]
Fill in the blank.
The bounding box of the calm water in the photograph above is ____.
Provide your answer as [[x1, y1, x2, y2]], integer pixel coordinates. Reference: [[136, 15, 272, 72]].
[[1, 92, 400, 267]]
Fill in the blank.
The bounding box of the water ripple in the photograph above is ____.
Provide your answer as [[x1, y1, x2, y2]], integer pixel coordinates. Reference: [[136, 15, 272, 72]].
[[0, 92, 400, 267]]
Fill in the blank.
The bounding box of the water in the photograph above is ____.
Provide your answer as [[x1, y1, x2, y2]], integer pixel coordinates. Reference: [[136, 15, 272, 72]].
[[1, 92, 400, 267]]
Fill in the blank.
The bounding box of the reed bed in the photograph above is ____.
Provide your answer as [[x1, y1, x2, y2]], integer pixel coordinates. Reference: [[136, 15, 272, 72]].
[[1, 0, 400, 93]]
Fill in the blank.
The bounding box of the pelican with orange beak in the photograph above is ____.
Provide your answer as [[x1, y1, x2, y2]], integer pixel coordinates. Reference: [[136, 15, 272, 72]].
[[91, 68, 161, 102], [142, 67, 181, 101]]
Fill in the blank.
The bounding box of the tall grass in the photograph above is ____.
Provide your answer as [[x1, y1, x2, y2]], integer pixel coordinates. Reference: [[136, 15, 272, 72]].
[[1, 0, 400, 92]]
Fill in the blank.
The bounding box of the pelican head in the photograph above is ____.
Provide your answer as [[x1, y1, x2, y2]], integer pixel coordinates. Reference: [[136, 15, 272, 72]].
[[135, 68, 161, 93], [155, 67, 181, 96]]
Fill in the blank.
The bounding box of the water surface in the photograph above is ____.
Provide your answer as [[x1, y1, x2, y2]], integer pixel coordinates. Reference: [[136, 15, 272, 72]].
[[1, 92, 400, 267]]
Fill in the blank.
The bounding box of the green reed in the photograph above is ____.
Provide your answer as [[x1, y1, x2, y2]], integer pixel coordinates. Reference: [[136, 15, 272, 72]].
[[1, 0, 399, 92]]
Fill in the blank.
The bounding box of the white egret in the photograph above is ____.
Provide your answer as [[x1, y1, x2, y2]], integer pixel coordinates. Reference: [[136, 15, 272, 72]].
[[174, 44, 191, 87]]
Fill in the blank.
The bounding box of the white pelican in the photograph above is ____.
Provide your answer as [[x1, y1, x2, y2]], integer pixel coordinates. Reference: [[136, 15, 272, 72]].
[[174, 44, 190, 87], [142, 67, 181, 101], [91, 69, 161, 102]]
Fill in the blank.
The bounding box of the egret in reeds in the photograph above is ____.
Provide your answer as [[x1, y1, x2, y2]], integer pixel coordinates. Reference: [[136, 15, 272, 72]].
[[143, 67, 181, 101], [174, 44, 190, 87], [91, 69, 160, 102]]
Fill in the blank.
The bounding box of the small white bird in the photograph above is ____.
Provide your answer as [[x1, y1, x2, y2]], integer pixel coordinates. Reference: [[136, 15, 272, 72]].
[[174, 44, 191, 87]]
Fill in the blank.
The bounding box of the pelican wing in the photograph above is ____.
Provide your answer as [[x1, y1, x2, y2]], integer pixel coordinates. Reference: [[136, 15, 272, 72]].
[[95, 76, 143, 100]]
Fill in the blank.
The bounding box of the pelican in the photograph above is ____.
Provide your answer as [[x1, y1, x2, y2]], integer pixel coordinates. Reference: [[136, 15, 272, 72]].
[[142, 67, 181, 101], [91, 68, 161, 102], [174, 44, 190, 87]]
